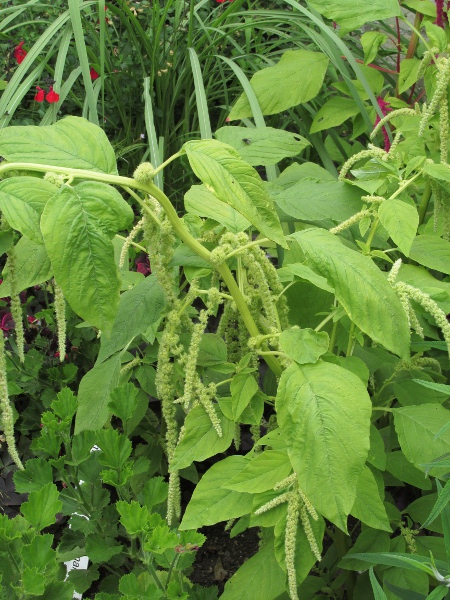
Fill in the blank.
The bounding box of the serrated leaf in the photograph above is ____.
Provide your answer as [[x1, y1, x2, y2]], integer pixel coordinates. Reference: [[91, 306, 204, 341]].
[[41, 184, 131, 333], [21, 534, 56, 572], [119, 572, 162, 599], [292, 229, 410, 358], [279, 327, 329, 364], [13, 458, 53, 493], [0, 177, 57, 243], [180, 456, 253, 530], [75, 354, 121, 433], [144, 525, 179, 554], [0, 236, 52, 296], [223, 450, 292, 493], [97, 274, 166, 363], [215, 126, 309, 166], [184, 185, 251, 233], [97, 429, 132, 469], [170, 405, 234, 472], [21, 482, 62, 530], [0, 116, 117, 174], [378, 200, 418, 256], [51, 388, 77, 420], [184, 140, 286, 247], [21, 567, 46, 596], [351, 466, 391, 531], [276, 361, 371, 531], [116, 500, 150, 536], [85, 535, 123, 563], [229, 50, 328, 120], [108, 383, 139, 423]]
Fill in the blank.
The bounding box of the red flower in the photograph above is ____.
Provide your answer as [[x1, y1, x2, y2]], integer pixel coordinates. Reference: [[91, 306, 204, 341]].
[[90, 67, 99, 80], [0, 311, 14, 334], [216, 0, 234, 2], [435, 0, 446, 27], [374, 96, 392, 152], [13, 41, 27, 65], [34, 86, 45, 102], [46, 86, 59, 104], [135, 255, 151, 276]]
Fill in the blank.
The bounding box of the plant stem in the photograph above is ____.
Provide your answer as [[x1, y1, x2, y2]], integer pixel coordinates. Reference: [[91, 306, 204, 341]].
[[224, 237, 270, 260], [115, 234, 147, 253], [418, 180, 431, 225], [314, 308, 339, 332]]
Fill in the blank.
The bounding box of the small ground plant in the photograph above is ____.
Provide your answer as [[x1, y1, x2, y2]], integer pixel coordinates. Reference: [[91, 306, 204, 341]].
[[1, 1, 450, 600]]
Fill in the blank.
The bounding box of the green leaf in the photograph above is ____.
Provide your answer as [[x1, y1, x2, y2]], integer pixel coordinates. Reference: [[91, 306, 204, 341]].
[[196, 334, 228, 366], [370, 568, 389, 600], [21, 482, 62, 530], [180, 456, 253, 530], [386, 452, 432, 490], [351, 466, 392, 531], [228, 50, 329, 120], [403, 0, 436, 16], [413, 379, 450, 396], [21, 534, 56, 572], [279, 327, 329, 364], [51, 388, 78, 420], [170, 405, 234, 472], [230, 373, 259, 421], [139, 477, 168, 510], [422, 479, 450, 529], [394, 404, 450, 477], [119, 572, 163, 599], [13, 458, 53, 493], [97, 429, 132, 469], [0, 236, 52, 296], [0, 116, 118, 174], [424, 21, 447, 53], [409, 235, 450, 276], [22, 567, 46, 596], [85, 535, 123, 563], [278, 263, 334, 293], [41, 184, 129, 333], [274, 513, 324, 584], [144, 524, 179, 554], [223, 451, 291, 493], [116, 500, 151, 536], [97, 275, 166, 363], [0, 177, 57, 244], [220, 542, 287, 600], [271, 179, 364, 223], [368, 424, 387, 471], [395, 379, 449, 407], [398, 58, 422, 94], [75, 354, 121, 433], [292, 229, 410, 359], [342, 553, 439, 576], [184, 140, 286, 247], [215, 126, 310, 166], [276, 361, 371, 530], [378, 200, 418, 256], [108, 383, 139, 423], [185, 185, 250, 233], [361, 32, 388, 66], [308, 0, 401, 35], [310, 97, 359, 133]]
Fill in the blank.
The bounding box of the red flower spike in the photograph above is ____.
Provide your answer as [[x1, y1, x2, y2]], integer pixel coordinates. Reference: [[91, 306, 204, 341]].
[[13, 41, 27, 65], [34, 86, 45, 102], [46, 86, 60, 104], [436, 0, 445, 27], [374, 96, 392, 153], [90, 67, 100, 80]]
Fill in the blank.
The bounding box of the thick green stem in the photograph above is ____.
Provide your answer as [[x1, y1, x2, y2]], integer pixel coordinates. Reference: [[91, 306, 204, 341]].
[[418, 180, 432, 225]]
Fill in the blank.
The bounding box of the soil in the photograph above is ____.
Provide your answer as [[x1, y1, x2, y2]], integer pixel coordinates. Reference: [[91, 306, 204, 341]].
[[189, 523, 261, 594]]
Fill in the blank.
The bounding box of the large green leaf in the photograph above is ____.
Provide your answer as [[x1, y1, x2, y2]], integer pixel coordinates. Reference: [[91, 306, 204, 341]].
[[0, 177, 57, 244], [184, 185, 251, 233], [409, 235, 450, 275], [184, 140, 286, 247], [180, 456, 253, 530], [40, 183, 132, 333], [271, 179, 364, 223], [97, 275, 166, 364], [0, 116, 118, 174], [276, 361, 371, 530], [0, 236, 52, 296], [292, 229, 410, 358], [394, 404, 450, 478], [170, 405, 234, 472], [279, 327, 329, 364], [378, 200, 418, 256], [74, 355, 121, 433], [310, 97, 359, 133], [228, 50, 329, 120], [308, 0, 401, 35], [351, 466, 391, 531], [215, 126, 310, 166], [220, 542, 287, 600], [222, 450, 292, 493]]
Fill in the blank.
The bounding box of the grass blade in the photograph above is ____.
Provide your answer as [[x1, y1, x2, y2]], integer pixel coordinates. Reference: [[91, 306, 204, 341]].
[[188, 48, 212, 139], [143, 77, 163, 190]]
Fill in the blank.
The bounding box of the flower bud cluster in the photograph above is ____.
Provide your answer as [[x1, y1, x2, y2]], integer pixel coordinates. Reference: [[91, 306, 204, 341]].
[[54, 280, 66, 363], [119, 217, 145, 268], [0, 332, 23, 470], [419, 57, 450, 136], [7, 250, 24, 363], [339, 147, 387, 181], [133, 162, 155, 184], [44, 172, 66, 187]]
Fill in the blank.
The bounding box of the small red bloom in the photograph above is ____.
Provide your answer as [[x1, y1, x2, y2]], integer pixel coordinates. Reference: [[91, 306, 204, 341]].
[[0, 311, 14, 333], [135, 255, 151, 276], [34, 86, 45, 102], [374, 96, 392, 152], [13, 41, 27, 65], [46, 86, 59, 104], [90, 67, 100, 80]]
